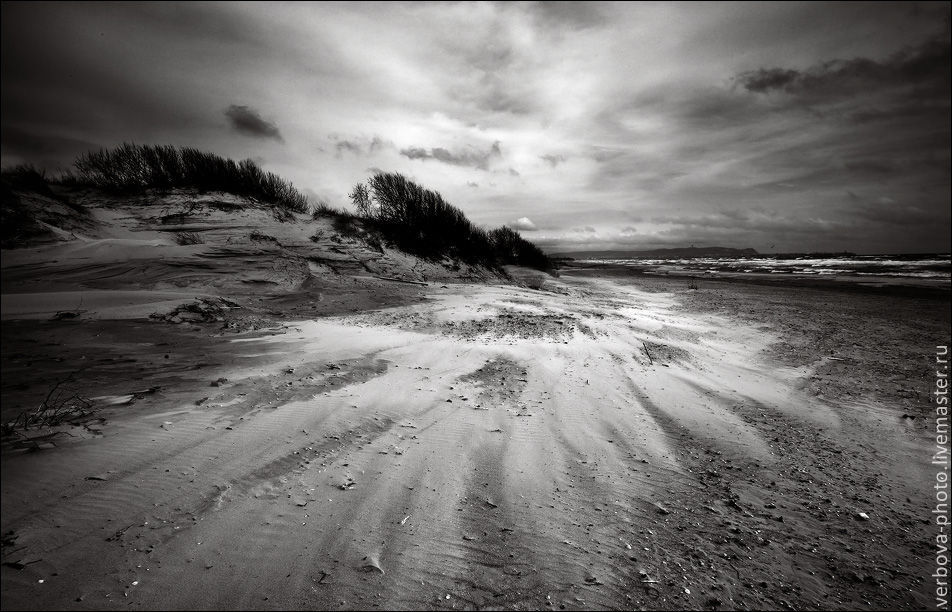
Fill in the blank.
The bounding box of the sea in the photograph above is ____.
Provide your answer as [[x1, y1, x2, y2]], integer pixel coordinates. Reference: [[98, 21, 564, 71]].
[[580, 254, 952, 286]]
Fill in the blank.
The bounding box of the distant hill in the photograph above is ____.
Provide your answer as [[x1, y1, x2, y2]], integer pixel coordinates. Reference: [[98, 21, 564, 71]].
[[551, 246, 759, 259]]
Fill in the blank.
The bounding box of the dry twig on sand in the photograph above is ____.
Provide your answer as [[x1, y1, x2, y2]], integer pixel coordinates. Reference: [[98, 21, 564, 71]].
[[2, 370, 97, 436], [373, 275, 428, 286], [642, 341, 654, 365]]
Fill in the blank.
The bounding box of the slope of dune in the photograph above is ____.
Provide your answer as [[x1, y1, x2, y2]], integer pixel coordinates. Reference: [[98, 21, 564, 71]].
[[1, 185, 515, 326]]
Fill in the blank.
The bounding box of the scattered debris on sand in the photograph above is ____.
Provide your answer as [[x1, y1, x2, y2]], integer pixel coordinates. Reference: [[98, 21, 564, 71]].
[[151, 297, 241, 324]]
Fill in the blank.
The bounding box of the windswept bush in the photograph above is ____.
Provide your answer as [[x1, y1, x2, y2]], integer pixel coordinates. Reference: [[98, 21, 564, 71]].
[[349, 182, 371, 216], [1, 164, 54, 196], [352, 172, 552, 272], [2, 164, 90, 248], [311, 198, 349, 218], [70, 143, 308, 214], [489, 226, 552, 271]]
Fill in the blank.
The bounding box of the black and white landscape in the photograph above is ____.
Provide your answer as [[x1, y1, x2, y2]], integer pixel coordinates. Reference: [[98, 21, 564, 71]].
[[2, 3, 950, 610]]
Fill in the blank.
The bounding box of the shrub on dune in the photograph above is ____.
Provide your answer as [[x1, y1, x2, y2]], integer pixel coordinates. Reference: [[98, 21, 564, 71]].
[[348, 172, 553, 272], [69, 143, 309, 214], [1, 164, 54, 195]]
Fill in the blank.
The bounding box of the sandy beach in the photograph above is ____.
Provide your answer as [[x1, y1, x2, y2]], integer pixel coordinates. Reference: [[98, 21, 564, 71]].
[[2, 260, 948, 610], [3, 2, 951, 609]]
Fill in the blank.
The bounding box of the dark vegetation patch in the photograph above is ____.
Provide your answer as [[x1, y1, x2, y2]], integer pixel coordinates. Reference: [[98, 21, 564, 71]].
[[1, 165, 91, 248], [174, 231, 204, 245], [63, 143, 309, 214], [158, 200, 201, 225], [311, 199, 348, 217], [205, 200, 244, 212], [249, 231, 279, 243], [1, 164, 57, 197], [308, 213, 386, 254], [442, 309, 579, 342], [150, 297, 242, 324], [345, 172, 553, 272]]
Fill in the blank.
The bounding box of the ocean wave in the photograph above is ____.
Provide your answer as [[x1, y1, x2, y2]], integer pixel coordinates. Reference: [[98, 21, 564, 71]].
[[581, 255, 951, 281]]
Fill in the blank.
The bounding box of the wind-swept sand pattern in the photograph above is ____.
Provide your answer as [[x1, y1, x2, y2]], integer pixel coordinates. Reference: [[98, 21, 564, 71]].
[[1, 273, 937, 610], [3, 3, 950, 608]]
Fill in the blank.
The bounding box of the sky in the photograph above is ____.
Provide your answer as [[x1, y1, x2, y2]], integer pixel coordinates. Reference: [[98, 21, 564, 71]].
[[2, 1, 950, 254]]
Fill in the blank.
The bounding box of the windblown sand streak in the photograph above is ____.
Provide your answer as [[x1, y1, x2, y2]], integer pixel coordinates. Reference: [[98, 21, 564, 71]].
[[1, 272, 942, 609]]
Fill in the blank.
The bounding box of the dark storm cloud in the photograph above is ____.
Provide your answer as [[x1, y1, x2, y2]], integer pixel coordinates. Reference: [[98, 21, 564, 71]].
[[576, 18, 950, 254], [650, 211, 839, 234], [736, 68, 801, 93], [640, 188, 950, 252], [735, 34, 951, 98], [400, 141, 502, 170], [225, 105, 283, 142], [527, 1, 607, 30], [0, 125, 101, 171], [852, 196, 939, 227], [2, 3, 341, 191], [1, 2, 269, 168]]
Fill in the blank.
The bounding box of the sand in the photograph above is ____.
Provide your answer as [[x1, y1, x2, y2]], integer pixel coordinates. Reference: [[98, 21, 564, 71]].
[[2, 264, 948, 610]]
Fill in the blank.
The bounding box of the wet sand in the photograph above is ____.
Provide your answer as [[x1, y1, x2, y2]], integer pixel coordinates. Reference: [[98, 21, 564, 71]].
[[1, 269, 949, 610]]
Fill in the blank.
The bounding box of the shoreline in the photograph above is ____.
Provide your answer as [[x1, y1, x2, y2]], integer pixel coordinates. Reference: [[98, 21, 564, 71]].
[[561, 260, 951, 297]]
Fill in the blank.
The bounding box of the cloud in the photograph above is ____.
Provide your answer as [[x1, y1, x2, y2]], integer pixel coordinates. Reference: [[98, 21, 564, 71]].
[[224, 105, 283, 141], [0, 125, 100, 170], [335, 140, 362, 156], [734, 34, 951, 98], [509, 216, 538, 231], [735, 68, 800, 93], [540, 153, 566, 167], [850, 193, 942, 227], [528, 1, 608, 31], [331, 134, 392, 157], [1, 2, 949, 254], [400, 141, 502, 170]]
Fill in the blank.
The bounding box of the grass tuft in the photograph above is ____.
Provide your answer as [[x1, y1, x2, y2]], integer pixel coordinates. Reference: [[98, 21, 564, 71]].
[[1, 164, 53, 196]]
